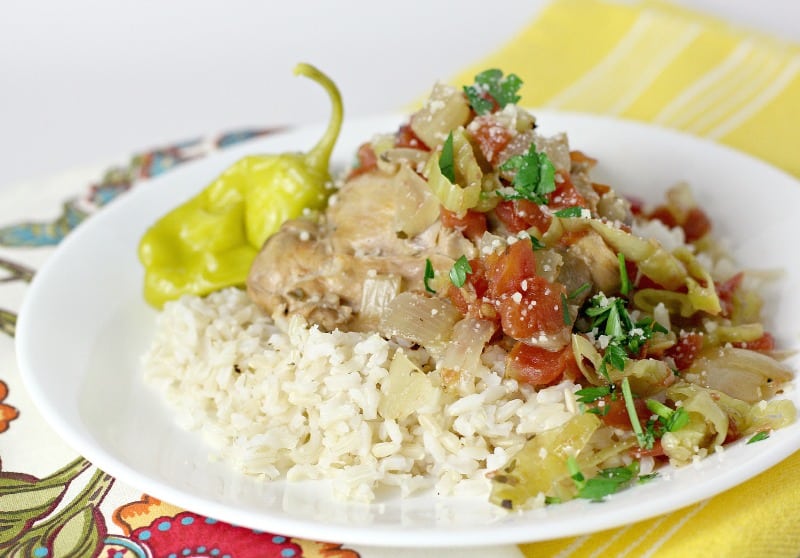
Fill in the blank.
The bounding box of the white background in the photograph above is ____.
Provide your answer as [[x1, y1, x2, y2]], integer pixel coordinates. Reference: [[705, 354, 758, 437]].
[[1, 0, 798, 191]]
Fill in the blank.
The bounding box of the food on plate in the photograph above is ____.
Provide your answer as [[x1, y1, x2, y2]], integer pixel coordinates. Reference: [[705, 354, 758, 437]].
[[141, 66, 796, 508]]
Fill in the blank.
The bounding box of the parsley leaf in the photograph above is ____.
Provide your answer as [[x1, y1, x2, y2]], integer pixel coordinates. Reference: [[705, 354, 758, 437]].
[[747, 431, 770, 444], [423, 258, 436, 294], [449, 255, 473, 288], [554, 206, 584, 218], [575, 385, 613, 404], [568, 456, 640, 501], [561, 293, 572, 325], [622, 377, 652, 449], [568, 282, 591, 301], [463, 69, 523, 115], [439, 132, 456, 183], [618, 253, 631, 295], [498, 143, 556, 204]]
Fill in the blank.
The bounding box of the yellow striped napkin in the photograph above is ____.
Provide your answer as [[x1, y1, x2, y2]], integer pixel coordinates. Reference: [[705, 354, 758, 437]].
[[451, 1, 800, 557]]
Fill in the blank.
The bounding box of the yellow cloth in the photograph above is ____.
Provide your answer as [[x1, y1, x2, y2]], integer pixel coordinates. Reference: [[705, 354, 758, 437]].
[[451, 1, 800, 557]]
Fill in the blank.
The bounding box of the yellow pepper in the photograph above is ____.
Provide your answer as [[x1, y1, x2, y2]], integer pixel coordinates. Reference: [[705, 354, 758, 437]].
[[138, 63, 343, 308]]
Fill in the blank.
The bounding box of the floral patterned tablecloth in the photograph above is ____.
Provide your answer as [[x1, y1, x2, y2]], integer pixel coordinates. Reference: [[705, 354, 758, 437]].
[[0, 131, 522, 558]]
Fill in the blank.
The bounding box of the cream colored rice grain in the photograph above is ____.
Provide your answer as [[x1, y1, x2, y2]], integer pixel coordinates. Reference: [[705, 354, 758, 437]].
[[143, 287, 580, 502]]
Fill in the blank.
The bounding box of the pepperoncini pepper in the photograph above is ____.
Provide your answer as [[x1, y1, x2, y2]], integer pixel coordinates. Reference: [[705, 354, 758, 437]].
[[138, 63, 343, 308]]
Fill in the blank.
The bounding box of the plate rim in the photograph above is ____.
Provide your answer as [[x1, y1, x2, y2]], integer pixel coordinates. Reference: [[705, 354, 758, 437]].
[[15, 109, 800, 548]]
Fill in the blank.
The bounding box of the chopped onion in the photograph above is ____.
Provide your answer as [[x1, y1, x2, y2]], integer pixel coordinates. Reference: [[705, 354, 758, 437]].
[[359, 274, 401, 320], [379, 350, 439, 420], [440, 318, 496, 388], [410, 82, 470, 148], [379, 292, 461, 348], [686, 346, 793, 403]]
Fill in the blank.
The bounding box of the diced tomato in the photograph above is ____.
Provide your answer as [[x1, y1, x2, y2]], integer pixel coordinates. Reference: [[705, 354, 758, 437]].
[[724, 417, 741, 444], [734, 332, 775, 352], [648, 206, 678, 228], [348, 143, 377, 178], [549, 172, 588, 211], [471, 115, 512, 165], [682, 207, 712, 242], [496, 277, 567, 340], [627, 196, 646, 216], [486, 238, 538, 299], [569, 150, 598, 167], [596, 395, 651, 431], [395, 124, 429, 151], [494, 199, 551, 234], [648, 205, 711, 243], [632, 440, 666, 459], [440, 208, 488, 242], [665, 332, 705, 371], [716, 272, 744, 318], [447, 259, 496, 322], [557, 229, 589, 247], [506, 341, 577, 388]]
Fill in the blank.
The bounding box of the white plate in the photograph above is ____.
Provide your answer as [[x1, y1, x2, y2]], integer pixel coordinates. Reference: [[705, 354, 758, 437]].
[[16, 112, 800, 548]]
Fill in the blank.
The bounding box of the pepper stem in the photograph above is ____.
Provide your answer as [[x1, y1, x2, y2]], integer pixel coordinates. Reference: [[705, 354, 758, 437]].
[[294, 63, 343, 173]]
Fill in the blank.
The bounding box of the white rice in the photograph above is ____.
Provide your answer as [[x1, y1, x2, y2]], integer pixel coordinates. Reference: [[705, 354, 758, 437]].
[[143, 287, 580, 503]]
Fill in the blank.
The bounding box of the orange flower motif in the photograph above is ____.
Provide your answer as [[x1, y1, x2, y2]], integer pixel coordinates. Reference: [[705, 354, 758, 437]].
[[0, 380, 19, 433]]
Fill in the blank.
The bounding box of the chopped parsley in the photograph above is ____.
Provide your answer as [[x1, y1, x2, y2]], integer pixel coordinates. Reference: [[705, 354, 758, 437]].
[[568, 282, 591, 301], [463, 69, 523, 115], [498, 143, 556, 204], [449, 255, 473, 288], [646, 399, 689, 433], [423, 258, 436, 294], [618, 253, 631, 295], [622, 377, 652, 449], [582, 293, 668, 379], [567, 456, 640, 501], [561, 293, 572, 325], [554, 206, 584, 218], [439, 132, 456, 183], [575, 385, 613, 404], [747, 431, 770, 444]]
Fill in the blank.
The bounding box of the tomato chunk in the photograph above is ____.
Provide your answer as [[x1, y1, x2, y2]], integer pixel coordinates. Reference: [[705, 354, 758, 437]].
[[396, 124, 429, 150], [440, 208, 488, 242], [486, 238, 538, 299], [734, 332, 775, 352], [471, 115, 512, 165], [506, 342, 576, 388], [348, 143, 377, 178], [665, 332, 704, 371], [494, 199, 550, 234], [596, 395, 650, 431], [496, 277, 566, 340]]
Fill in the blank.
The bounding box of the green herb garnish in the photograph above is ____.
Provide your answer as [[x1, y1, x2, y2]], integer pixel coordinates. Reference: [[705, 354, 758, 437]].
[[554, 206, 584, 218], [423, 258, 436, 294], [646, 399, 689, 433], [568, 282, 591, 301], [439, 132, 455, 183], [575, 385, 613, 404], [463, 69, 523, 115], [561, 293, 572, 325], [582, 294, 668, 379], [618, 252, 631, 295], [747, 431, 770, 444], [622, 377, 653, 449], [449, 255, 473, 288], [568, 456, 640, 501], [498, 143, 556, 204]]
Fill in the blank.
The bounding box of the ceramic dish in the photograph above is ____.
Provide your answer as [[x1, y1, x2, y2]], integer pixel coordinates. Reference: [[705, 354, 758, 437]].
[[17, 112, 800, 547]]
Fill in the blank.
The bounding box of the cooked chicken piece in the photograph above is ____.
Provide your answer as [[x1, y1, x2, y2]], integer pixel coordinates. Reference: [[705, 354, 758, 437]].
[[247, 166, 476, 331], [568, 231, 621, 294]]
